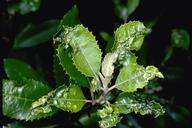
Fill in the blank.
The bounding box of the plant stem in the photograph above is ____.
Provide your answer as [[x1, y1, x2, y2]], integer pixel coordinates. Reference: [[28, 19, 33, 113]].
[[106, 84, 118, 93], [95, 95, 105, 104], [85, 99, 93, 103], [99, 72, 110, 95]]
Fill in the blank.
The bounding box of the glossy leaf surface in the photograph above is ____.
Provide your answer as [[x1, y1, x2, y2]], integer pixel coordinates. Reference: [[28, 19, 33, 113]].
[[4, 58, 44, 82], [3, 79, 52, 120]]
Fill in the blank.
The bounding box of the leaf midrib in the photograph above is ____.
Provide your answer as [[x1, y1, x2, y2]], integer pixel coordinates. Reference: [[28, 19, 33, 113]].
[[115, 72, 145, 88], [4, 93, 34, 102], [73, 38, 98, 78]]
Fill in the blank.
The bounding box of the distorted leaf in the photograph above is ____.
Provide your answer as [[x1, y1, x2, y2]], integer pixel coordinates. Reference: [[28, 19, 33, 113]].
[[115, 92, 165, 117], [114, 21, 148, 51], [3, 79, 54, 120], [29, 84, 86, 118], [115, 63, 163, 92], [97, 106, 122, 128], [113, 21, 149, 66], [52, 84, 86, 112], [102, 52, 118, 77]]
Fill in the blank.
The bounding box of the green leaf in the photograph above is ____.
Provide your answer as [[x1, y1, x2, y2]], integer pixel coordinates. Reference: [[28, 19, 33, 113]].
[[97, 106, 122, 128], [63, 25, 102, 77], [145, 66, 164, 79], [171, 29, 190, 50], [126, 0, 140, 18], [53, 53, 68, 87], [30, 84, 86, 117], [115, 92, 165, 117], [4, 58, 44, 82], [8, 0, 41, 15], [53, 36, 69, 87], [28, 90, 57, 120], [113, 0, 140, 22], [100, 32, 114, 53], [53, 5, 80, 86], [59, 5, 80, 27], [52, 84, 86, 112], [115, 63, 145, 92], [113, 21, 149, 66], [115, 63, 163, 92], [54, 5, 80, 37], [118, 50, 137, 66], [2, 79, 55, 120], [14, 20, 60, 49], [114, 21, 148, 51], [57, 43, 89, 87]]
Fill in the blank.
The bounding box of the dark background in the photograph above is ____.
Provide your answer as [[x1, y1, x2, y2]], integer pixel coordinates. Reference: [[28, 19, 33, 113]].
[[1, 0, 192, 127]]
